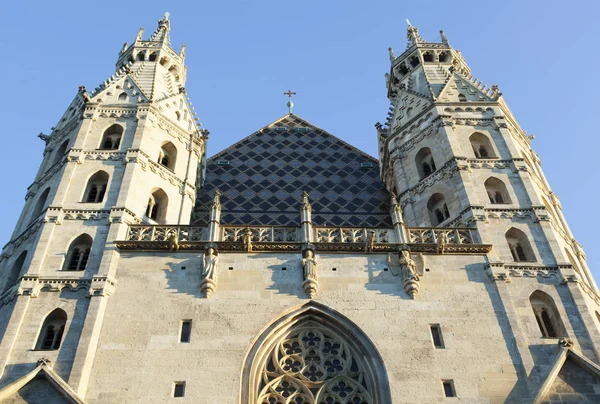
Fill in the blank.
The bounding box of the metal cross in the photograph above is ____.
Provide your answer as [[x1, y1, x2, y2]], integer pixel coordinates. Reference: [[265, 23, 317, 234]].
[[284, 90, 296, 114]]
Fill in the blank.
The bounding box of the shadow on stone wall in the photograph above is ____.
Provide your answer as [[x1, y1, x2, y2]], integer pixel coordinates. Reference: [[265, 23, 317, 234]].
[[163, 257, 203, 298]]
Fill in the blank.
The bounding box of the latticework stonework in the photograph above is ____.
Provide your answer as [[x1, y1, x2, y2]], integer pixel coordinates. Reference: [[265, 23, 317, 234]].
[[257, 326, 374, 404], [193, 115, 392, 227]]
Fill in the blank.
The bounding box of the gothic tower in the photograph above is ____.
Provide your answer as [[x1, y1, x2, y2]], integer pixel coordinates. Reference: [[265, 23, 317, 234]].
[[378, 21, 600, 372], [0, 13, 205, 396]]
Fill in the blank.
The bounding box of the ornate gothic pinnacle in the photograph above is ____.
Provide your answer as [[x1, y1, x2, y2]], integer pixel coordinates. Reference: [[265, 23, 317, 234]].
[[300, 190, 311, 211], [212, 190, 221, 209]]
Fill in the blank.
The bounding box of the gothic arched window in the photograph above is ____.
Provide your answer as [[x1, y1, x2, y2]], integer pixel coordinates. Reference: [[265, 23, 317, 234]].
[[36, 308, 67, 350], [484, 177, 511, 204], [427, 193, 450, 226], [469, 132, 496, 159], [99, 124, 123, 150], [52, 140, 69, 167], [415, 147, 437, 180], [159, 141, 178, 171], [529, 290, 566, 338], [83, 171, 109, 203], [6, 251, 27, 289], [242, 302, 392, 404], [146, 188, 169, 223], [505, 228, 535, 262], [32, 187, 51, 220], [64, 234, 93, 271]]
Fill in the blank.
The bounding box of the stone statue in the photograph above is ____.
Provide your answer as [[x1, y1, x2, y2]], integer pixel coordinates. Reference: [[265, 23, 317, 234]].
[[365, 230, 375, 253], [243, 228, 253, 252], [78, 86, 90, 102], [399, 250, 420, 298], [200, 247, 219, 297], [168, 231, 179, 251], [400, 250, 418, 281], [388, 47, 396, 61], [136, 27, 144, 42], [120, 42, 129, 54], [302, 248, 319, 298], [436, 232, 446, 254]]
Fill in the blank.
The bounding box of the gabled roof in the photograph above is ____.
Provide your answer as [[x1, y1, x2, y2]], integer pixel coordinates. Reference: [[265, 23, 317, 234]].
[[0, 359, 85, 403], [193, 114, 392, 227], [533, 344, 600, 403]]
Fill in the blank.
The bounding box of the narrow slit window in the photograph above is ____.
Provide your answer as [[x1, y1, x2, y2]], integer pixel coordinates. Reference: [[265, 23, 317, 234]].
[[442, 380, 456, 397], [430, 324, 444, 348], [173, 382, 186, 397], [180, 320, 192, 343]]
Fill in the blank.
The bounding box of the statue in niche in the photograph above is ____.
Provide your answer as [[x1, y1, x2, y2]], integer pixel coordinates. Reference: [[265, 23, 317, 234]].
[[243, 228, 253, 252], [200, 247, 219, 298], [302, 248, 319, 299], [399, 249, 420, 299]]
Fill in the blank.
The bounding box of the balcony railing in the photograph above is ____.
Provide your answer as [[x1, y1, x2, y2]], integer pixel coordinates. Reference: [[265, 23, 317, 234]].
[[406, 227, 474, 244]]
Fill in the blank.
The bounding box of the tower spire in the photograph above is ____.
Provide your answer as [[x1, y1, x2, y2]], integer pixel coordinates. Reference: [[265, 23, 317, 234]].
[[149, 12, 171, 45]]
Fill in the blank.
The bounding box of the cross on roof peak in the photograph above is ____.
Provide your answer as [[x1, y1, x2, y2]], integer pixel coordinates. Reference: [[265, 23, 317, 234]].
[[284, 90, 296, 114]]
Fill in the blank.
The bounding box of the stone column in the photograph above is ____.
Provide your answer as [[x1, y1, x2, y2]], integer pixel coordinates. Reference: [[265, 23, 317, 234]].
[[299, 191, 312, 243], [207, 190, 221, 242]]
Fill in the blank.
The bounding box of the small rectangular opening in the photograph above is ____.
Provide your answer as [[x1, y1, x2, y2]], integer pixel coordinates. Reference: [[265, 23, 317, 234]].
[[332, 268, 337, 271], [282, 267, 287, 271], [180, 320, 192, 343], [229, 267, 233, 270], [425, 268, 430, 272], [430, 324, 444, 348], [383, 268, 388, 271], [360, 162, 374, 169], [442, 380, 455, 397], [181, 266, 186, 270], [216, 160, 230, 166], [174, 381, 186, 397]]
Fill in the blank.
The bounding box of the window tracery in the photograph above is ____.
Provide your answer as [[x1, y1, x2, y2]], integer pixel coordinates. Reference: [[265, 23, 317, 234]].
[[257, 327, 374, 404]]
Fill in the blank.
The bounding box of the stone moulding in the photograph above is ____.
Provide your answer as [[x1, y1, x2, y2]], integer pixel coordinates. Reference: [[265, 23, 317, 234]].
[[115, 239, 491, 254]]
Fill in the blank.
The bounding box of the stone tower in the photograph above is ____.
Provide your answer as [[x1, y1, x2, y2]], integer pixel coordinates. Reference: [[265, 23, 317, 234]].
[[0, 17, 599, 404], [0, 13, 205, 398]]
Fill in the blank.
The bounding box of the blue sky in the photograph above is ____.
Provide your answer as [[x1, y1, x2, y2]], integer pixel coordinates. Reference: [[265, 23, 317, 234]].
[[2, 1, 599, 279]]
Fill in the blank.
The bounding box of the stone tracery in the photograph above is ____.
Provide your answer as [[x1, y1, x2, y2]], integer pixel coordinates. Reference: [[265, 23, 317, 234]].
[[257, 327, 374, 404]]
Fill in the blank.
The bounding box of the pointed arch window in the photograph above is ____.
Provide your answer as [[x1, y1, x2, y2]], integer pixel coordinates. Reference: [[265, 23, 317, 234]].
[[505, 228, 535, 262], [99, 124, 123, 150], [64, 234, 93, 271], [36, 309, 67, 350], [484, 177, 511, 204], [469, 132, 496, 159], [415, 147, 437, 180], [427, 193, 450, 226], [243, 302, 391, 404], [52, 140, 69, 167], [529, 291, 566, 338], [6, 251, 27, 289], [146, 188, 168, 223], [32, 187, 51, 220], [158, 141, 178, 171], [83, 171, 109, 203]]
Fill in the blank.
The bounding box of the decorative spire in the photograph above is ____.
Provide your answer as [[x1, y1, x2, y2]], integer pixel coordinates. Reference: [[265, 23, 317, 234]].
[[406, 19, 422, 46], [149, 12, 171, 45], [284, 90, 296, 114], [300, 190, 311, 212], [440, 30, 449, 45], [211, 190, 221, 209]]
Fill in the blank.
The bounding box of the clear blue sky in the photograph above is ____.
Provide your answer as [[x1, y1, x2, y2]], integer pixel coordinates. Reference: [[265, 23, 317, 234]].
[[2, 1, 599, 279]]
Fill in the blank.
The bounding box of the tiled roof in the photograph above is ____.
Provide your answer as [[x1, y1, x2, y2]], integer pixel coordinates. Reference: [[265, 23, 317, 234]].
[[192, 114, 392, 227]]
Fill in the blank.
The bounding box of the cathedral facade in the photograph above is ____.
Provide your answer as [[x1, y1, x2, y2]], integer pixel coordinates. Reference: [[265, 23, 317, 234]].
[[0, 14, 599, 404]]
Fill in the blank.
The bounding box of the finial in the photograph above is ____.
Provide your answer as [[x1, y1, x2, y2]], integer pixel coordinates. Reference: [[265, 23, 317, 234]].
[[300, 190, 311, 211], [406, 20, 422, 46], [136, 27, 144, 42], [440, 30, 449, 45], [120, 42, 129, 54], [284, 90, 296, 114], [164, 11, 170, 20], [388, 47, 396, 62], [180, 44, 187, 58], [212, 190, 221, 208]]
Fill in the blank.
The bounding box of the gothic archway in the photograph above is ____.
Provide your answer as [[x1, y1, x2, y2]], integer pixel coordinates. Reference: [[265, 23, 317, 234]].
[[241, 301, 391, 404]]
